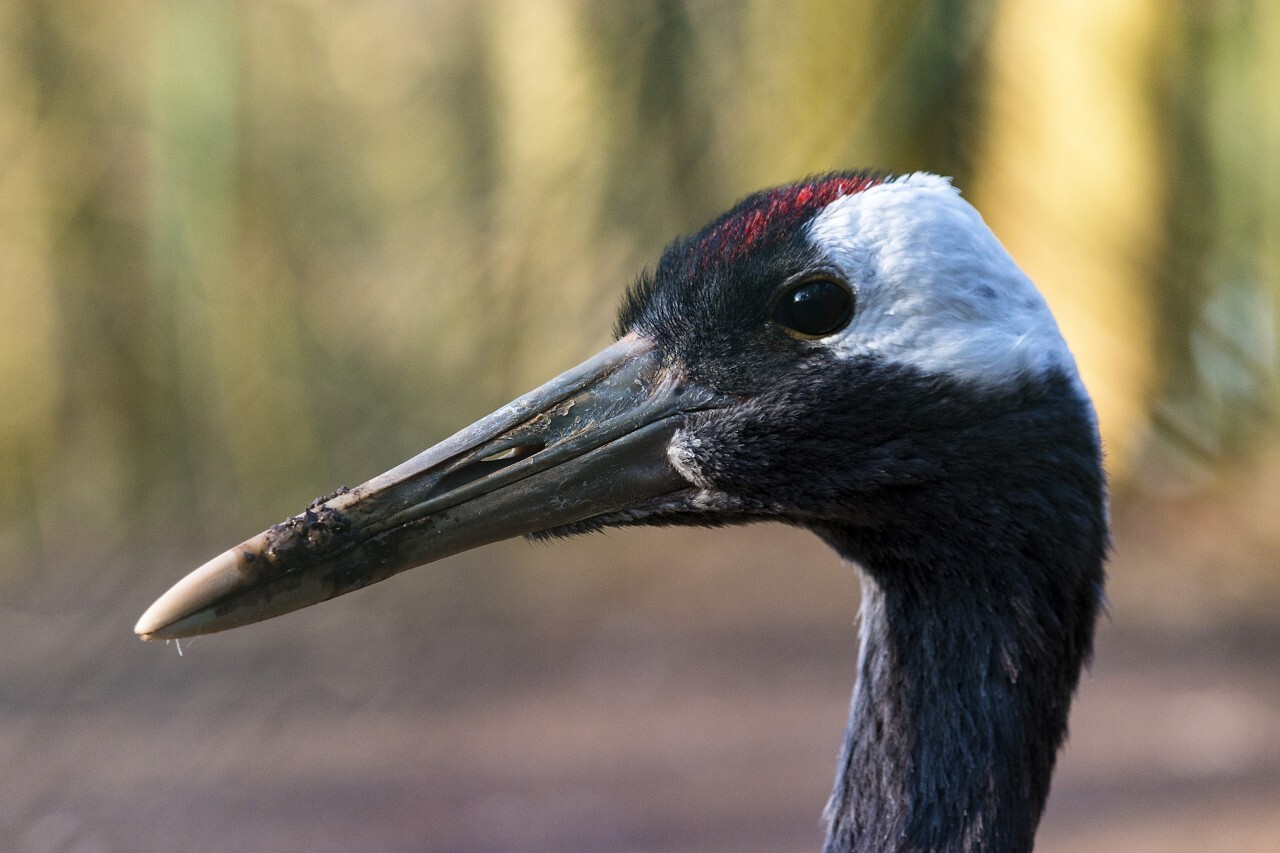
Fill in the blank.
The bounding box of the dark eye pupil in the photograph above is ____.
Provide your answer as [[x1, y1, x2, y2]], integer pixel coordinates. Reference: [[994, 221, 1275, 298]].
[[773, 280, 853, 336]]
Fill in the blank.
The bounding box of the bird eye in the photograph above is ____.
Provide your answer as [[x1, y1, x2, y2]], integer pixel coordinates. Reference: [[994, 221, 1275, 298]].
[[771, 279, 854, 338]]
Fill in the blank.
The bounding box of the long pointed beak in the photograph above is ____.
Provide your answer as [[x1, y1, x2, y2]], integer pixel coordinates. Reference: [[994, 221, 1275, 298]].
[[135, 334, 723, 640]]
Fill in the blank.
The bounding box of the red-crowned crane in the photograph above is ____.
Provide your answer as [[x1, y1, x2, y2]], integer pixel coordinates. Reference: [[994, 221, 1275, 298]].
[[137, 172, 1107, 853]]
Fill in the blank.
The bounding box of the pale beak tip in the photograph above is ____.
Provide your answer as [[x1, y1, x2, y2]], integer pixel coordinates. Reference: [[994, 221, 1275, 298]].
[[134, 592, 184, 640], [133, 547, 254, 641], [134, 604, 183, 641], [133, 589, 207, 641]]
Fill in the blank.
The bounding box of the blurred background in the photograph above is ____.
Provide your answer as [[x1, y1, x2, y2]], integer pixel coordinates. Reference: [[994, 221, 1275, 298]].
[[3, 1, 1279, 850]]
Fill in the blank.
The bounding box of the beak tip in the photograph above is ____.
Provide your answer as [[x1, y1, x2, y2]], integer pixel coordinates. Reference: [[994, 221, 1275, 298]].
[[134, 538, 350, 641], [133, 547, 253, 641], [133, 593, 196, 641], [134, 602, 178, 640]]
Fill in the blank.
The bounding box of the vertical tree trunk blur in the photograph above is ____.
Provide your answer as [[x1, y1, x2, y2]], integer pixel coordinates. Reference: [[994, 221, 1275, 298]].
[[0, 0, 1275, 577]]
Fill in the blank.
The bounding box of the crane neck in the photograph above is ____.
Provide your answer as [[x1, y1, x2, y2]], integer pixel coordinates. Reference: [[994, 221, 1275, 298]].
[[819, 519, 1104, 853]]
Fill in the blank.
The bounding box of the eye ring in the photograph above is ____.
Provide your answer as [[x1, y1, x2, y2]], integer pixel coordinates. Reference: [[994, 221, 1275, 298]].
[[770, 277, 855, 339]]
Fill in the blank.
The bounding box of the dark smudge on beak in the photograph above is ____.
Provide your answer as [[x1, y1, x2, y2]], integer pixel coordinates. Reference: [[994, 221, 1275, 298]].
[[135, 334, 728, 640]]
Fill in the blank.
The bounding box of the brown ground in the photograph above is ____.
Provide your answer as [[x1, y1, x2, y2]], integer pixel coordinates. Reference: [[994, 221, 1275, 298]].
[[5, 524, 1279, 852]]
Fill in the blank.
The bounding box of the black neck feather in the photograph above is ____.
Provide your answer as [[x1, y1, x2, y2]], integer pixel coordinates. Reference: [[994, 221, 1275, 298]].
[[822, 550, 1100, 852]]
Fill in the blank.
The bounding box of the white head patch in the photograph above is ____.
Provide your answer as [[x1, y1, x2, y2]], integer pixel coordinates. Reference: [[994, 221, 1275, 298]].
[[806, 173, 1079, 389]]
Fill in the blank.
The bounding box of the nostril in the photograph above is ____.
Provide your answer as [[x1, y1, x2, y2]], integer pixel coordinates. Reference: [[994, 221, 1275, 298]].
[[479, 443, 542, 464], [431, 441, 546, 496]]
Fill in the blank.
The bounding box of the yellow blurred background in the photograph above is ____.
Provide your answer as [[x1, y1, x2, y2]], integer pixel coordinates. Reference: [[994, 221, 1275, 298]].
[[2, 2, 1278, 851]]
